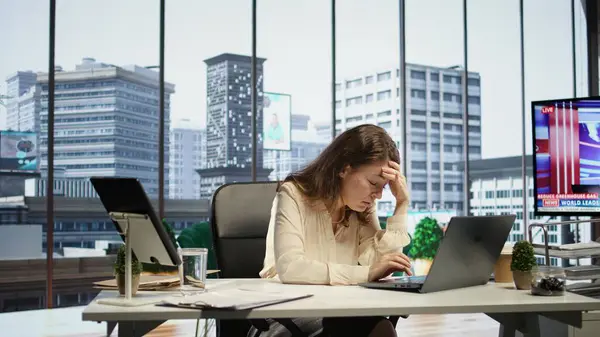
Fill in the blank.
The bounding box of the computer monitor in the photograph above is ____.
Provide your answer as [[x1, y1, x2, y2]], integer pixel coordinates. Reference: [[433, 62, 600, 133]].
[[532, 97, 600, 215]]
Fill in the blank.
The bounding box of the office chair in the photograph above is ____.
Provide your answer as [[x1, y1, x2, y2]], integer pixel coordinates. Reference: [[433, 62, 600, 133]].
[[211, 182, 308, 337], [210, 181, 405, 337]]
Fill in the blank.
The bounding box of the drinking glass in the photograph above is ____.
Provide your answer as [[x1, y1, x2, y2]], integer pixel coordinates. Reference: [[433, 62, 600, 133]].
[[178, 248, 208, 294]]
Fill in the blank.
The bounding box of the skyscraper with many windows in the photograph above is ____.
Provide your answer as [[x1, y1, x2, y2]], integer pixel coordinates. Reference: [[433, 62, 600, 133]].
[[36, 58, 175, 198], [335, 64, 482, 214], [5, 71, 39, 132], [198, 53, 271, 199]]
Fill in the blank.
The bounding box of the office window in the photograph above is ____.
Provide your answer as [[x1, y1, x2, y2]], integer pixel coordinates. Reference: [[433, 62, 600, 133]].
[[410, 89, 426, 99], [430, 91, 440, 100], [411, 109, 426, 116], [443, 113, 462, 119], [430, 111, 440, 117], [468, 125, 481, 133], [468, 146, 481, 155], [430, 72, 439, 81], [410, 120, 426, 129], [410, 70, 426, 80], [411, 142, 427, 151], [444, 163, 456, 171], [411, 182, 427, 191], [468, 96, 481, 105], [378, 121, 392, 130], [443, 92, 462, 102], [443, 123, 462, 132], [377, 90, 391, 101], [377, 71, 391, 81], [411, 161, 427, 170], [346, 96, 362, 107], [346, 78, 362, 89], [377, 110, 392, 118], [431, 162, 440, 171], [431, 122, 440, 130], [365, 75, 374, 84], [365, 94, 374, 103], [467, 78, 480, 86]]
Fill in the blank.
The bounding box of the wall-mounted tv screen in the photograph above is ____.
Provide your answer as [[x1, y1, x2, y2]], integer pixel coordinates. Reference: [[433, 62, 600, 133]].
[[0, 130, 38, 172], [532, 97, 600, 215]]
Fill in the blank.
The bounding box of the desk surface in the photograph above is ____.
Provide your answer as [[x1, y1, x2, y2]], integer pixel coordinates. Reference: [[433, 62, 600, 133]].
[[82, 279, 600, 321]]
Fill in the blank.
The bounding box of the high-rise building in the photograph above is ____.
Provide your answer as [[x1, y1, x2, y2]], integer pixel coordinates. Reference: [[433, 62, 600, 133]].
[[468, 155, 594, 267], [263, 114, 328, 181], [35, 58, 175, 199], [197, 53, 271, 199], [169, 120, 204, 199], [335, 64, 483, 214], [5, 71, 39, 132]]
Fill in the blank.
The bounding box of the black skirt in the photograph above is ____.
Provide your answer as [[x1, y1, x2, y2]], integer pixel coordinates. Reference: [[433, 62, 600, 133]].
[[247, 316, 388, 337]]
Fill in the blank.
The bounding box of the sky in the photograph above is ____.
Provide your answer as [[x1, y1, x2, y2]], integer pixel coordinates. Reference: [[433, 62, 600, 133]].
[[0, 0, 588, 159]]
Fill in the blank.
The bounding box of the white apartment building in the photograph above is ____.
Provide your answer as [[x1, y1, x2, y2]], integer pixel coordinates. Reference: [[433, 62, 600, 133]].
[[169, 120, 204, 199], [334, 64, 482, 214]]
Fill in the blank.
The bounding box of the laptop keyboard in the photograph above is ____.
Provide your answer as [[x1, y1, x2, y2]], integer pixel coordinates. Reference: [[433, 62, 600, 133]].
[[381, 275, 426, 284]]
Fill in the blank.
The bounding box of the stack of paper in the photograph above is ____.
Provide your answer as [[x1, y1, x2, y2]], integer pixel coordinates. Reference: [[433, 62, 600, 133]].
[[161, 288, 313, 310], [94, 275, 180, 291], [94, 270, 221, 291]]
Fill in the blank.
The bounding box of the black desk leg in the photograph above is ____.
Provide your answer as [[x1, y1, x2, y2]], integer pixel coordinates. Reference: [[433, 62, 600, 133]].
[[488, 313, 541, 337]]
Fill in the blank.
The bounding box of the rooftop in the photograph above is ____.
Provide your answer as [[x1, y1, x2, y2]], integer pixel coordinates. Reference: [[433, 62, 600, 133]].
[[464, 155, 534, 180], [203, 53, 267, 66]]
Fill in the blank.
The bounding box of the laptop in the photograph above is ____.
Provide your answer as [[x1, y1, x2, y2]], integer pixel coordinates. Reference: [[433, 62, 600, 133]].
[[359, 215, 516, 293]]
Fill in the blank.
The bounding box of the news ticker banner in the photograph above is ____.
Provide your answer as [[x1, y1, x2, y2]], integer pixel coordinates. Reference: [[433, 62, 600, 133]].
[[538, 193, 600, 211]]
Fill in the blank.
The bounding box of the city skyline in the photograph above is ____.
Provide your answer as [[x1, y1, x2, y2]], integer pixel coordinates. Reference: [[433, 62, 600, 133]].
[[0, 0, 586, 159]]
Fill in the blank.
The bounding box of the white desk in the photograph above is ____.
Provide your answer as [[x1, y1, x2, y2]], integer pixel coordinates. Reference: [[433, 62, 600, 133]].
[[82, 279, 600, 337]]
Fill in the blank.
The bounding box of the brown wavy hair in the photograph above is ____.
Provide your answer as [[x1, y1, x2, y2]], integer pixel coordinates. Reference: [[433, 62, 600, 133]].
[[282, 124, 400, 223]]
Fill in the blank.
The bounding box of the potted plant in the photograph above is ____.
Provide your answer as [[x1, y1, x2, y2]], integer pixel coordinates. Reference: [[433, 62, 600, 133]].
[[510, 240, 537, 290], [408, 217, 444, 275], [114, 244, 143, 296]]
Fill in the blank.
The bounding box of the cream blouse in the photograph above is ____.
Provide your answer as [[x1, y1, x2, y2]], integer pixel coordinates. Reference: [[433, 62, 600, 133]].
[[259, 182, 411, 285]]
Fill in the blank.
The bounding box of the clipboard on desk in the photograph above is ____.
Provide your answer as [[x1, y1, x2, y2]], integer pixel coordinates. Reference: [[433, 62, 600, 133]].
[[160, 289, 313, 311]]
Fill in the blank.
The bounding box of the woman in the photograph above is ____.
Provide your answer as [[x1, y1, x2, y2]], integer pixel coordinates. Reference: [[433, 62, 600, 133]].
[[251, 124, 412, 337]]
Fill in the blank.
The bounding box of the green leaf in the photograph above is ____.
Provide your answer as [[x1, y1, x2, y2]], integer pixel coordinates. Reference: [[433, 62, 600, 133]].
[[177, 222, 218, 278], [510, 240, 537, 272], [408, 217, 444, 260], [114, 244, 143, 275]]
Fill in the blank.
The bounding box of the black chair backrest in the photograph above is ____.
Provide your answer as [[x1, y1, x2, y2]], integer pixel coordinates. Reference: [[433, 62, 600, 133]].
[[211, 181, 278, 279], [210, 182, 278, 337]]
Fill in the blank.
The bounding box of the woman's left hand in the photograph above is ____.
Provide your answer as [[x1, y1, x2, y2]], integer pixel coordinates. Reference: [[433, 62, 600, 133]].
[[382, 161, 409, 206]]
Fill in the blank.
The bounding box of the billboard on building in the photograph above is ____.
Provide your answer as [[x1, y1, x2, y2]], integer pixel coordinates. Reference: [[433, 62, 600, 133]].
[[0, 130, 38, 172], [263, 92, 291, 151]]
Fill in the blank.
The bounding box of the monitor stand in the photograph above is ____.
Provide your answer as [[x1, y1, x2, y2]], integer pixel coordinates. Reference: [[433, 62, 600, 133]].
[[96, 212, 165, 307]]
